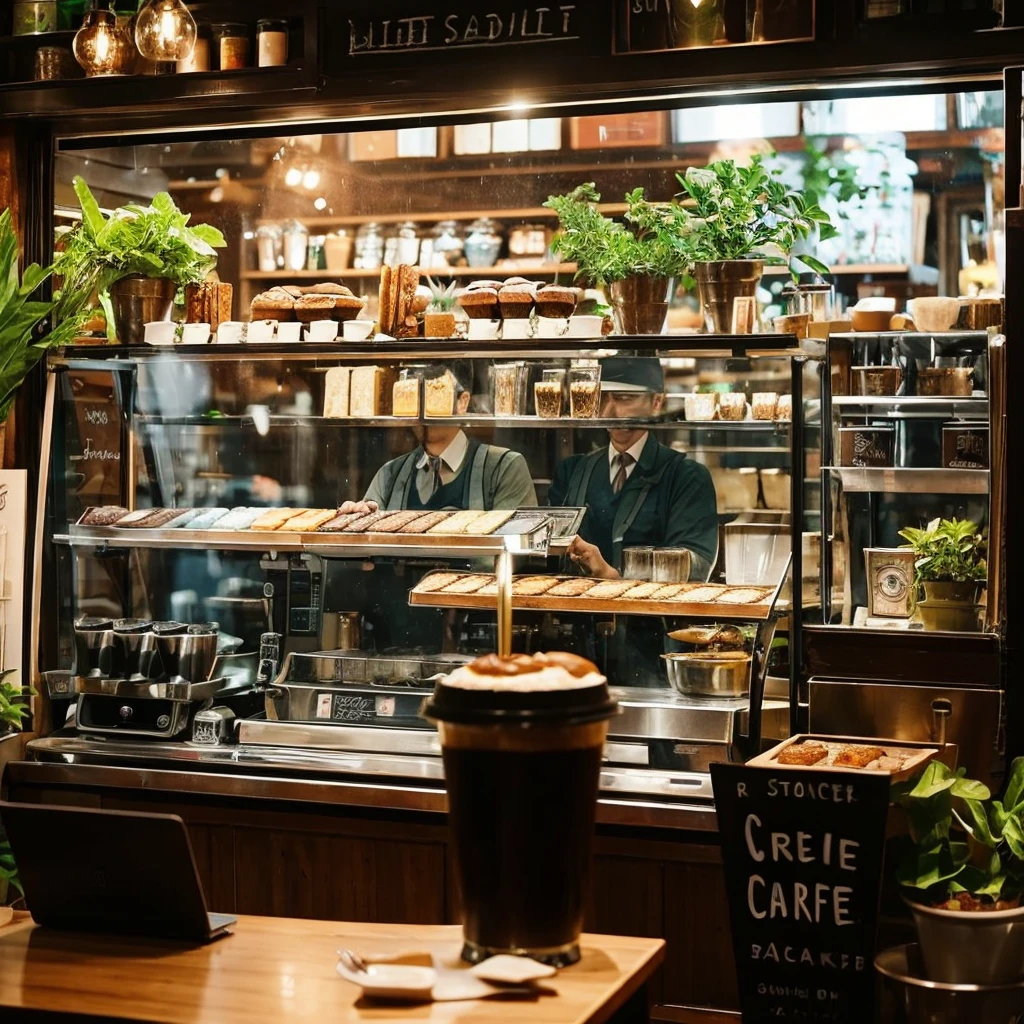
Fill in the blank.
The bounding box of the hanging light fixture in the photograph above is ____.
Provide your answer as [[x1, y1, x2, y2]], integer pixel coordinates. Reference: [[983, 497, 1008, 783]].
[[134, 0, 197, 62], [73, 1, 133, 76]]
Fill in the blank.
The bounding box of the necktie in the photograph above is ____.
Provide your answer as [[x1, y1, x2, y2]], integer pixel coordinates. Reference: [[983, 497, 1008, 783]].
[[612, 452, 634, 494], [427, 456, 444, 497]]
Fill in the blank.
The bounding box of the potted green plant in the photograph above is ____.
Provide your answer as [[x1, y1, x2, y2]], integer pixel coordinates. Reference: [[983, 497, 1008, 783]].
[[1, 207, 90, 457], [544, 183, 690, 335], [54, 176, 226, 345], [423, 277, 458, 338], [898, 517, 987, 632], [893, 757, 1024, 985], [674, 155, 836, 331], [1, 668, 35, 911]]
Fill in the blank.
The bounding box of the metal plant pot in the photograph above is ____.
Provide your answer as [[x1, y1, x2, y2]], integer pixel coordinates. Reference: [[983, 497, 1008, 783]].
[[609, 275, 673, 335], [662, 651, 752, 697], [905, 897, 1024, 986], [693, 260, 764, 333], [108, 275, 177, 345], [876, 943, 1024, 1023], [916, 580, 984, 633]]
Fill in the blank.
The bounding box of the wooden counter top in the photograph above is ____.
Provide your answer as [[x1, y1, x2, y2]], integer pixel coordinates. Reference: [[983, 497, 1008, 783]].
[[0, 913, 664, 1024]]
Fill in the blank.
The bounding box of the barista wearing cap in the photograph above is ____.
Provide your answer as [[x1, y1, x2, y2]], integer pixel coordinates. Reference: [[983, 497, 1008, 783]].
[[548, 357, 718, 580], [342, 361, 537, 515]]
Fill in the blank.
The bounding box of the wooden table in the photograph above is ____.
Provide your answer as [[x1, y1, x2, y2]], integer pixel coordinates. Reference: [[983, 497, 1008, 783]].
[[0, 913, 664, 1024]]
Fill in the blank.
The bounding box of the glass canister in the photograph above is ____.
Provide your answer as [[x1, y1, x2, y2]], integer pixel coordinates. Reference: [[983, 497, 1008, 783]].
[[255, 223, 283, 272], [324, 229, 352, 271], [464, 217, 503, 268], [509, 223, 549, 258], [431, 220, 464, 268], [492, 362, 529, 416], [783, 282, 835, 322], [213, 22, 249, 70], [177, 23, 210, 72], [34, 45, 76, 80], [307, 235, 326, 271], [395, 221, 421, 266], [354, 222, 384, 270], [256, 18, 288, 67], [281, 220, 309, 272]]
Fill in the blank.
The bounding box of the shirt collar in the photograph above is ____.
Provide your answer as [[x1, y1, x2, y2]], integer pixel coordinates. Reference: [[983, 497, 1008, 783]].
[[608, 432, 650, 468], [417, 430, 469, 473]]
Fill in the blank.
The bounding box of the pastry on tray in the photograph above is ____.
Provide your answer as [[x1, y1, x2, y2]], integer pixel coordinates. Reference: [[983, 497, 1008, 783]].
[[250, 508, 309, 531], [477, 580, 499, 596], [416, 572, 466, 593], [671, 585, 725, 603], [112, 509, 157, 527], [342, 510, 396, 533], [834, 745, 887, 769], [621, 581, 663, 600], [464, 510, 515, 535], [441, 575, 492, 595], [777, 742, 829, 766], [122, 508, 187, 529], [187, 508, 229, 530], [583, 580, 639, 600], [400, 511, 451, 534], [210, 508, 265, 531], [647, 584, 686, 600], [372, 510, 431, 533], [512, 576, 559, 597], [162, 509, 203, 529], [317, 511, 364, 533], [715, 587, 771, 604], [280, 509, 338, 532], [428, 510, 485, 535], [80, 506, 129, 526], [546, 578, 599, 598]]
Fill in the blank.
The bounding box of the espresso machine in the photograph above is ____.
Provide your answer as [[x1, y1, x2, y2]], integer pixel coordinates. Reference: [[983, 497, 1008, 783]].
[[73, 617, 227, 739]]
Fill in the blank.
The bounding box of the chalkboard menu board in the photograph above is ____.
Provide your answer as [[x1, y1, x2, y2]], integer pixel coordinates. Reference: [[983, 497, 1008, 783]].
[[61, 368, 126, 519], [710, 763, 890, 1023]]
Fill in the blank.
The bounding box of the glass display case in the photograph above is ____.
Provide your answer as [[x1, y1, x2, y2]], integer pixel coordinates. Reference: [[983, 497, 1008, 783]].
[[37, 335, 807, 800]]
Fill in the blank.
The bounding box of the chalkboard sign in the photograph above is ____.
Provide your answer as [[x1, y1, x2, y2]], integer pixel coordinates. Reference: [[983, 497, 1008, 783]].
[[61, 368, 125, 518], [347, 3, 581, 56], [710, 763, 891, 1023]]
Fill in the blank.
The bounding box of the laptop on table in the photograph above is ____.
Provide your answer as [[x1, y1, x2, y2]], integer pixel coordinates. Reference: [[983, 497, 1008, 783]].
[[0, 801, 236, 943]]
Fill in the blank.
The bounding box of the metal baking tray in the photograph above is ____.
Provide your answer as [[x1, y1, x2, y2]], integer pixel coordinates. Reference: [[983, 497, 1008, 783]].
[[409, 573, 781, 621], [748, 733, 947, 781]]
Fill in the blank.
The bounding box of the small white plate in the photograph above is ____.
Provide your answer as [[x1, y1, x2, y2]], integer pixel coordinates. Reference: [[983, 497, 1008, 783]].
[[335, 961, 436, 1001], [470, 954, 557, 984]]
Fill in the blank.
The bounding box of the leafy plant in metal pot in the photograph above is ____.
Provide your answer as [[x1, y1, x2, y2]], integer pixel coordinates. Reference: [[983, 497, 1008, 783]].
[[424, 276, 458, 338], [898, 517, 986, 631], [892, 758, 1024, 984], [54, 176, 226, 345]]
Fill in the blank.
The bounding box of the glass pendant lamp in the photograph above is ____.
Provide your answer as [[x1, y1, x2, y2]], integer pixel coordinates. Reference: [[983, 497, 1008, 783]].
[[73, 0, 133, 76], [134, 0, 197, 62]]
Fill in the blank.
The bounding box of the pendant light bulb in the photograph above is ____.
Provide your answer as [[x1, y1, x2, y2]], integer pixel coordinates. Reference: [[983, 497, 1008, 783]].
[[134, 0, 197, 62]]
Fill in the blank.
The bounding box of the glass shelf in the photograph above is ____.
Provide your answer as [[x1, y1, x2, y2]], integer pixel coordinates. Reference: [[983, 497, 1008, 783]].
[[826, 466, 989, 494]]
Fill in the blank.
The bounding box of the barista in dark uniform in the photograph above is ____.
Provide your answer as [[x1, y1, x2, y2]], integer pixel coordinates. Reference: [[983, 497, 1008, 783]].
[[548, 357, 719, 684]]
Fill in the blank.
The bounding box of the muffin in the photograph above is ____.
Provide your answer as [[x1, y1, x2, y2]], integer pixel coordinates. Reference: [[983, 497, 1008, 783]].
[[333, 294, 366, 322], [309, 282, 353, 297], [458, 287, 500, 320], [294, 294, 337, 323], [536, 285, 577, 318], [250, 288, 295, 322], [282, 285, 305, 299], [498, 281, 535, 319]]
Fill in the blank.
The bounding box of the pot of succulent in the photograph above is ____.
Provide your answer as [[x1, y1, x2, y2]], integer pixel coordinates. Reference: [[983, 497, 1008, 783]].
[[544, 183, 690, 335], [674, 155, 837, 332], [893, 757, 1024, 985], [54, 176, 226, 346], [898, 517, 987, 632], [424, 277, 458, 338], [1, 207, 90, 461]]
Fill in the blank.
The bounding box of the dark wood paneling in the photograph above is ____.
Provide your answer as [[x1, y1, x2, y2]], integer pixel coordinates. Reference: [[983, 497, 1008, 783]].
[[187, 823, 237, 914]]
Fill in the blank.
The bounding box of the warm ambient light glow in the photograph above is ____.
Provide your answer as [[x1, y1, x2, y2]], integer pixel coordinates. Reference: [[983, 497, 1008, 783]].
[[73, 7, 132, 76], [134, 0, 197, 62]]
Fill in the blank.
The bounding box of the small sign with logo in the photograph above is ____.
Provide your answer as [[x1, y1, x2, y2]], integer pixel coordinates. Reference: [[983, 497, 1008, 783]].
[[62, 369, 125, 517], [864, 548, 916, 618], [710, 762, 891, 1023]]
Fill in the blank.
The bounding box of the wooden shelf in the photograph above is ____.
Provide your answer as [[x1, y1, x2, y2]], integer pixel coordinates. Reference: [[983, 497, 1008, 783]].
[[252, 205, 629, 228], [241, 263, 577, 280]]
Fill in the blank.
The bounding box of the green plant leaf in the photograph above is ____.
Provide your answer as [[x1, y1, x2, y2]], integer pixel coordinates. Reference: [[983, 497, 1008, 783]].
[[909, 761, 956, 799], [72, 176, 106, 239], [952, 777, 991, 801], [1004, 757, 1024, 812], [1003, 814, 1024, 861], [957, 800, 997, 846]]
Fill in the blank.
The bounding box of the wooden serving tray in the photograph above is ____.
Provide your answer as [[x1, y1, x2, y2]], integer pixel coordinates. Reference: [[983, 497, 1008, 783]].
[[409, 573, 780, 621], [748, 733, 945, 781]]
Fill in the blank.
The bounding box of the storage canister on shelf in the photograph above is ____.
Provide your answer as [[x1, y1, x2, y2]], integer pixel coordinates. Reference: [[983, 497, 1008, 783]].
[[213, 23, 248, 70], [324, 230, 352, 272], [34, 45, 76, 80], [864, 548, 916, 618], [839, 425, 895, 467], [942, 422, 988, 469], [177, 24, 210, 72], [257, 18, 288, 67]]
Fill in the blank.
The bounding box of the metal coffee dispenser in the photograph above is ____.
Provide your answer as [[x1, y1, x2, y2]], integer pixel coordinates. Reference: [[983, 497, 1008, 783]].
[[73, 618, 224, 739]]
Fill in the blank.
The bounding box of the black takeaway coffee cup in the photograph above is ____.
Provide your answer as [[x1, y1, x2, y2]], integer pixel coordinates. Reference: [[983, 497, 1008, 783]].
[[423, 651, 618, 967]]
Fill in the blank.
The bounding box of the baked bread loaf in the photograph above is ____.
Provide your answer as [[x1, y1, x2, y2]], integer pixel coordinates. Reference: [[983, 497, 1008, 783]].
[[350, 365, 397, 417], [250, 288, 295, 322], [536, 285, 577, 318], [80, 506, 129, 526], [324, 367, 351, 418], [333, 294, 366, 322], [294, 294, 336, 324], [392, 378, 420, 417], [458, 287, 499, 320], [424, 372, 456, 417], [498, 281, 535, 319]]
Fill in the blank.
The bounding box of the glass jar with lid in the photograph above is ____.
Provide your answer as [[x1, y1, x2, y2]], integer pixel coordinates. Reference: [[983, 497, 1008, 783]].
[[212, 23, 248, 70], [354, 222, 384, 270], [324, 229, 352, 272], [431, 220, 464, 268], [508, 223, 549, 259], [464, 218, 503, 268], [254, 223, 283, 272], [394, 221, 421, 266], [256, 18, 288, 67], [281, 220, 309, 272]]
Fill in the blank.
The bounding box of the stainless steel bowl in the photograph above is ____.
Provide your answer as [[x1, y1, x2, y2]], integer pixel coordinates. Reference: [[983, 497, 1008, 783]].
[[662, 651, 751, 697]]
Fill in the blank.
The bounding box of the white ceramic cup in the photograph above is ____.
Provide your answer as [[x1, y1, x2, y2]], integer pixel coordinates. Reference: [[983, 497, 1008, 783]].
[[501, 318, 534, 340], [247, 319, 278, 343], [306, 319, 339, 342], [276, 321, 302, 343], [216, 321, 245, 344], [180, 322, 210, 345], [909, 297, 964, 333], [467, 319, 501, 341], [342, 319, 375, 341], [536, 316, 570, 339], [143, 321, 177, 345], [567, 315, 604, 339]]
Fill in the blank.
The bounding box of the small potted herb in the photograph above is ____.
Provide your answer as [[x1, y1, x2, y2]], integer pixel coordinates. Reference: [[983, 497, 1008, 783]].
[[898, 517, 987, 632], [674, 155, 836, 331], [423, 277, 458, 338], [54, 176, 226, 345], [543, 183, 690, 335], [893, 758, 1024, 985]]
